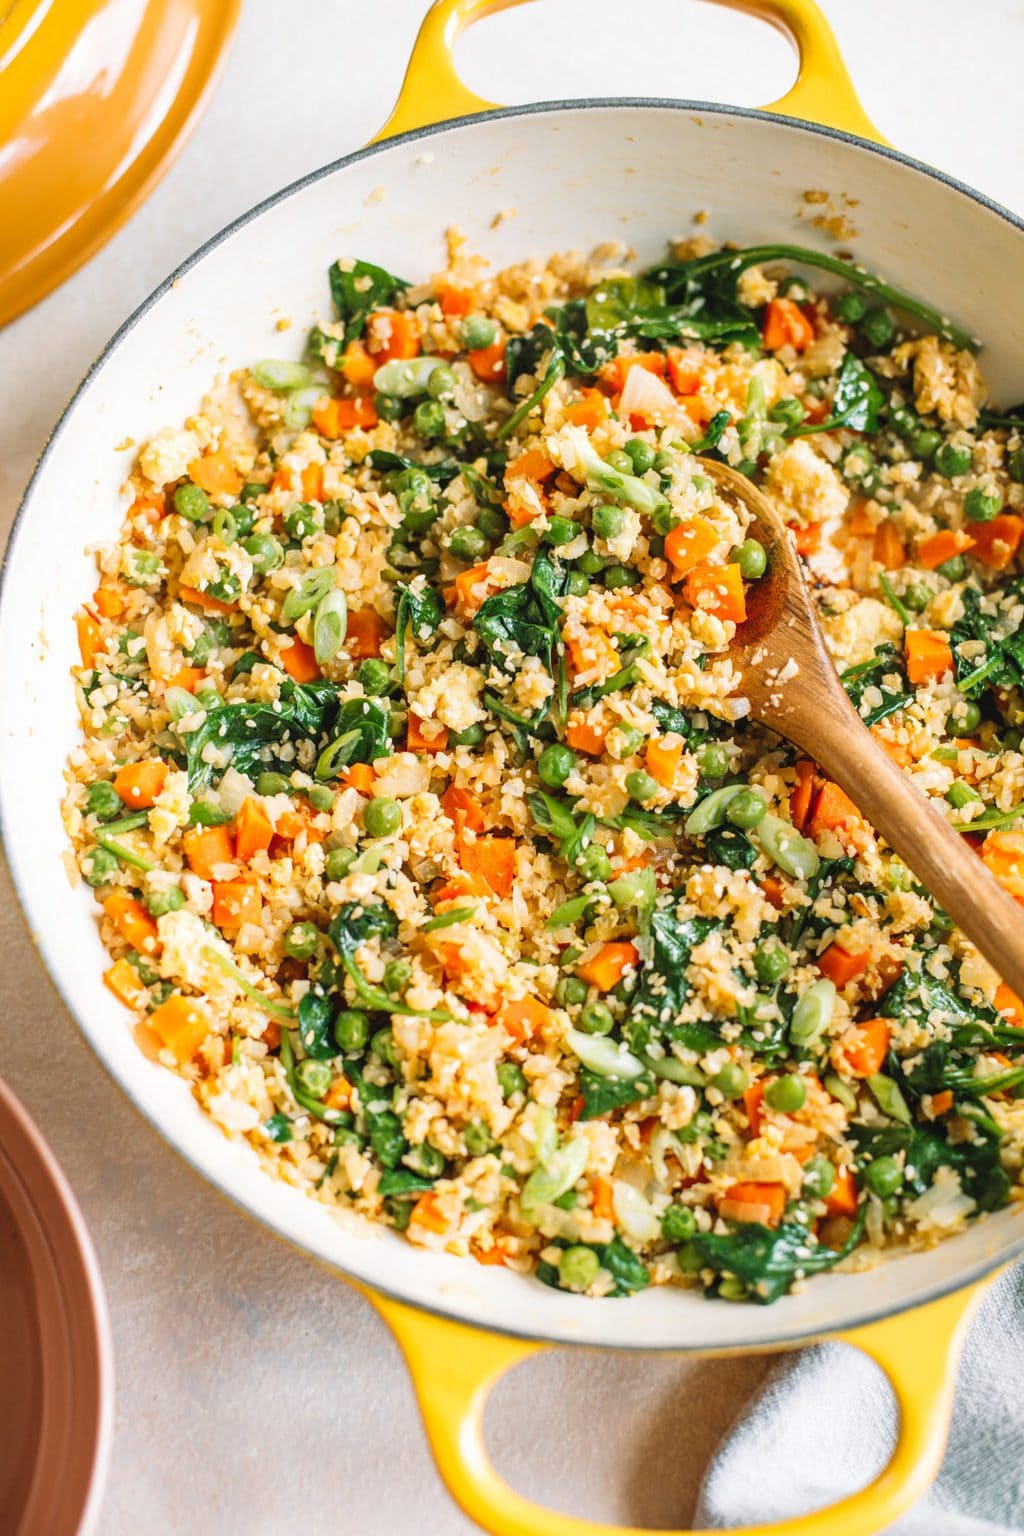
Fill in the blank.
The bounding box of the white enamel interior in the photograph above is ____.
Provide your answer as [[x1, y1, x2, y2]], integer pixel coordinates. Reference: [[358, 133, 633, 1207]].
[[5, 103, 1024, 1352]]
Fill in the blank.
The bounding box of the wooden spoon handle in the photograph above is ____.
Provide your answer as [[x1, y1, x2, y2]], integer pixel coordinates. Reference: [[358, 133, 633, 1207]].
[[789, 682, 1024, 1002]]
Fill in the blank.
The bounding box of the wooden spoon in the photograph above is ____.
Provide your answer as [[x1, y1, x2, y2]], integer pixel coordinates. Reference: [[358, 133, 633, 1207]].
[[698, 456, 1024, 1000]]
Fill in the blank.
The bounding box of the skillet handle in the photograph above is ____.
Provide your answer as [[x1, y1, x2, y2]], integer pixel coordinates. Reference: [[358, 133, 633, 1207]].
[[373, 0, 886, 144], [368, 1279, 987, 1536]]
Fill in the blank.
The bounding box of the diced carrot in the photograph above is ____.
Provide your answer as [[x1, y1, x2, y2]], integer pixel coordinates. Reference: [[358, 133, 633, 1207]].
[[818, 942, 869, 989], [342, 763, 375, 796], [367, 309, 420, 363], [847, 503, 876, 538], [433, 872, 491, 905], [339, 339, 378, 389], [407, 712, 449, 753], [666, 347, 704, 395], [187, 451, 242, 499], [790, 759, 819, 833], [873, 521, 906, 569], [103, 891, 159, 952], [474, 1241, 510, 1267], [130, 492, 165, 525], [93, 583, 126, 618], [234, 797, 274, 862], [409, 1191, 449, 1234], [312, 396, 378, 437], [113, 759, 167, 810], [212, 875, 261, 933], [440, 785, 485, 833], [995, 981, 1024, 1026], [345, 607, 389, 658], [917, 527, 975, 570], [453, 562, 496, 616], [438, 285, 475, 317], [684, 561, 747, 624], [762, 297, 815, 352], [506, 447, 557, 483], [76, 611, 104, 667], [496, 995, 553, 1045], [591, 1176, 615, 1222], [280, 636, 322, 683], [807, 779, 861, 837], [789, 521, 822, 557], [562, 389, 611, 429], [179, 584, 237, 615], [824, 1167, 859, 1218], [982, 830, 1024, 898], [467, 339, 507, 384], [273, 803, 327, 846], [968, 514, 1024, 571], [841, 1017, 891, 1077], [646, 737, 684, 789], [665, 515, 719, 577], [743, 1079, 767, 1136], [577, 940, 638, 992], [565, 716, 606, 755], [457, 832, 516, 897], [269, 468, 294, 495], [149, 994, 210, 1064], [183, 823, 235, 881], [904, 629, 953, 685], [566, 628, 619, 679], [504, 485, 548, 529], [597, 353, 666, 393], [870, 724, 912, 769], [164, 665, 206, 694], [719, 1181, 787, 1226], [323, 1076, 352, 1112], [930, 1089, 955, 1116], [761, 875, 786, 909], [104, 957, 148, 1008], [301, 463, 323, 502]]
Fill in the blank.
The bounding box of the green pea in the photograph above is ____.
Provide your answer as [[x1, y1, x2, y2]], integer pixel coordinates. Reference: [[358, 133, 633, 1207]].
[[256, 771, 292, 796], [658, 1208, 696, 1248], [903, 581, 933, 612], [476, 505, 508, 542], [146, 885, 184, 917], [577, 842, 612, 882], [964, 484, 1001, 522], [935, 441, 972, 478], [82, 845, 118, 887], [650, 504, 679, 535], [625, 770, 658, 803], [834, 290, 867, 323], [910, 428, 941, 462], [841, 443, 876, 483], [371, 1026, 401, 1068], [556, 976, 588, 1007], [543, 517, 581, 547], [308, 784, 334, 812], [592, 504, 625, 540], [283, 921, 320, 960], [938, 554, 966, 582], [566, 570, 590, 596], [798, 1155, 836, 1201], [382, 959, 411, 997], [652, 449, 676, 474], [538, 743, 576, 787], [497, 1062, 527, 1099], [765, 1073, 807, 1113], [241, 481, 267, 502], [603, 564, 640, 589], [860, 307, 895, 348], [464, 1120, 496, 1157], [577, 549, 606, 576], [243, 533, 284, 574], [1009, 446, 1024, 483], [413, 400, 446, 439], [623, 438, 656, 475], [295, 1059, 332, 1097], [284, 503, 319, 540], [889, 406, 920, 438], [173, 482, 210, 522], [358, 658, 392, 695], [373, 391, 404, 422], [768, 397, 807, 429], [364, 797, 402, 838], [727, 787, 766, 829], [864, 1154, 902, 1197], [334, 1008, 369, 1052], [325, 847, 357, 882], [733, 538, 767, 580], [754, 941, 790, 985], [426, 362, 456, 400], [604, 449, 634, 474], [695, 742, 730, 780], [449, 525, 488, 561], [450, 723, 485, 747], [610, 725, 645, 759], [947, 699, 982, 735], [578, 1001, 615, 1036], [559, 1245, 600, 1292], [945, 781, 982, 808], [712, 1063, 750, 1100], [86, 779, 123, 821], [461, 315, 498, 350]]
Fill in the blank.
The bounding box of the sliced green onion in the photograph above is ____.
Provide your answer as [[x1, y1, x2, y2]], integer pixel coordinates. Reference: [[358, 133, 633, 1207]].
[[372, 357, 448, 398], [521, 1136, 589, 1212], [422, 905, 477, 931], [755, 813, 820, 880], [867, 1073, 912, 1124], [281, 569, 335, 622], [284, 386, 325, 430], [565, 1028, 645, 1079], [315, 730, 362, 780], [685, 785, 745, 837], [252, 360, 314, 392], [640, 1051, 706, 1086], [313, 588, 348, 665], [790, 979, 836, 1044]]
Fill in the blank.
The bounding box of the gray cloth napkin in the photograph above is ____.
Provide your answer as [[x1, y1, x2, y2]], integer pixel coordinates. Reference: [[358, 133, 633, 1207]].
[[695, 1263, 1024, 1533]]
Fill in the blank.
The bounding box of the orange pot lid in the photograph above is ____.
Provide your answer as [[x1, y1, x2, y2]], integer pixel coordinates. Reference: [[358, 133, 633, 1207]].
[[0, 0, 241, 329]]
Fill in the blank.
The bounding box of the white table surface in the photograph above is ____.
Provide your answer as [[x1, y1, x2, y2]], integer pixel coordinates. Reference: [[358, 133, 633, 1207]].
[[3, 2, 1024, 1530]]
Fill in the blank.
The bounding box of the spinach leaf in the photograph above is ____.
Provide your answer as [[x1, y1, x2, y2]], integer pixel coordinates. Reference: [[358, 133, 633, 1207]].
[[651, 700, 691, 737], [393, 582, 443, 681], [297, 989, 336, 1060], [328, 902, 450, 1022], [460, 464, 504, 507], [850, 1121, 1010, 1212], [951, 583, 1024, 698], [526, 790, 596, 870], [377, 1168, 435, 1198], [602, 803, 686, 841], [499, 353, 565, 442], [184, 679, 341, 791], [692, 410, 733, 452], [473, 550, 569, 675], [329, 258, 409, 345], [878, 968, 1024, 1052], [314, 698, 392, 779], [578, 1068, 655, 1121], [794, 352, 884, 436], [706, 825, 758, 869], [345, 1064, 409, 1170], [600, 1236, 650, 1296], [366, 449, 459, 484], [691, 1211, 865, 1304], [840, 643, 911, 727], [623, 907, 718, 1056]]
